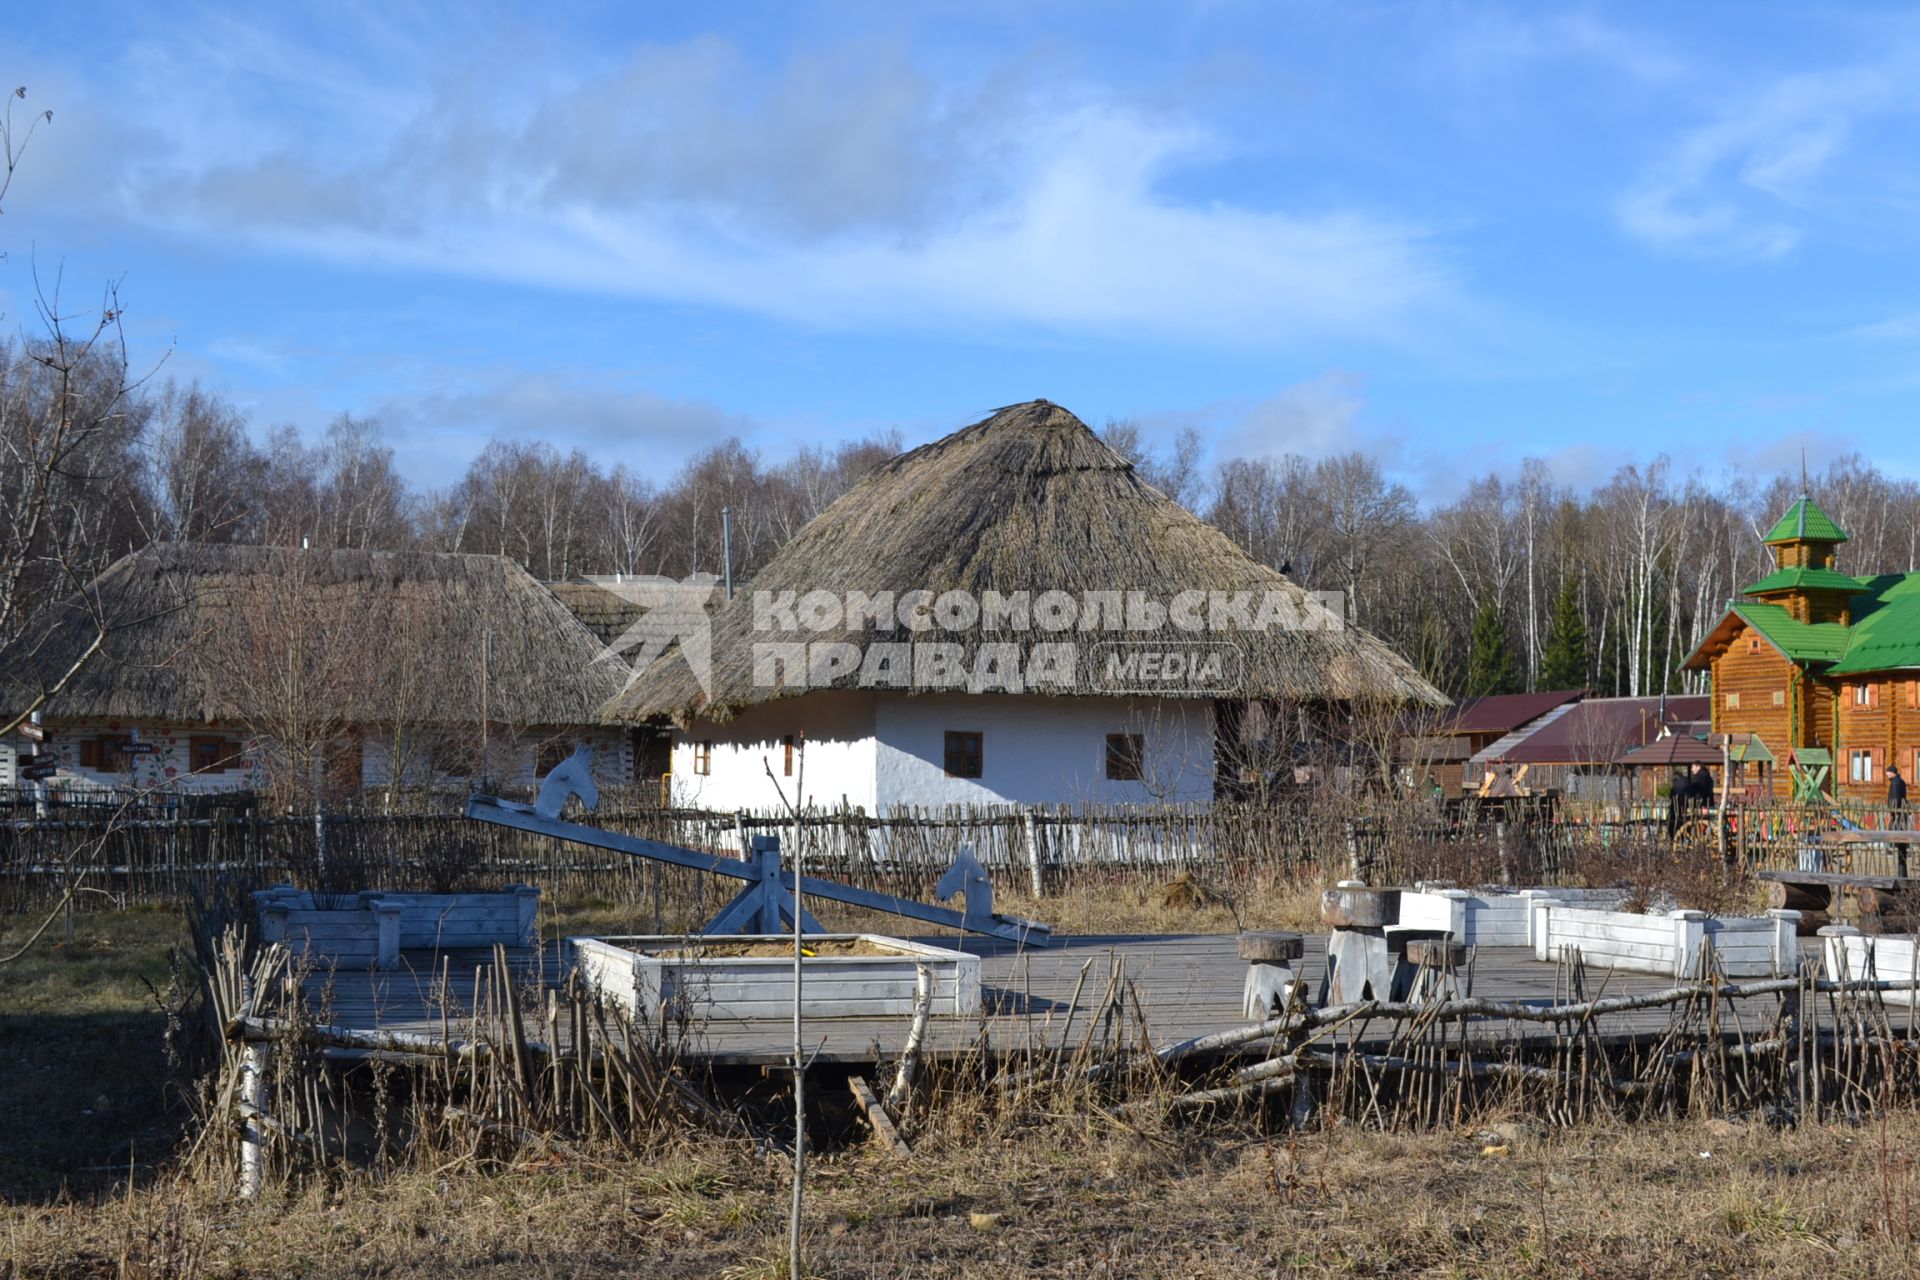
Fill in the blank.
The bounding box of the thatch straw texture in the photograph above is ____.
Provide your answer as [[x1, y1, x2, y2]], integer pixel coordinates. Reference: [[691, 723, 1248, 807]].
[[0, 544, 626, 725], [606, 400, 1445, 722]]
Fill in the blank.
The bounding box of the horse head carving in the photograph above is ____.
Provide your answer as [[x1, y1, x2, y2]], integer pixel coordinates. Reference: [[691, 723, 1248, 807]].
[[534, 744, 599, 819], [935, 843, 993, 925]]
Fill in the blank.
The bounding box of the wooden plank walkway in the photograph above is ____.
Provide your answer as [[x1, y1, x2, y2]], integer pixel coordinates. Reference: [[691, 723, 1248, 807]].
[[302, 931, 1875, 1068]]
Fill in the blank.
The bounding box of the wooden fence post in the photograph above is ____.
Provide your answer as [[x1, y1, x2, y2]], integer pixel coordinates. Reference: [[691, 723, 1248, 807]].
[[1023, 809, 1044, 898], [237, 974, 267, 1202]]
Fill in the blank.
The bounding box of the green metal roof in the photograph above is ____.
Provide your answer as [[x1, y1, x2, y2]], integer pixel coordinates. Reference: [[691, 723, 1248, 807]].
[[1732, 602, 1852, 664], [1741, 567, 1866, 596], [1791, 747, 1832, 767], [1762, 496, 1849, 545], [1825, 572, 1920, 674], [1726, 735, 1775, 765]]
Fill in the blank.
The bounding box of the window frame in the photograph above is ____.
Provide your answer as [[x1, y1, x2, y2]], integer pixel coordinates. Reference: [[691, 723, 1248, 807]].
[[1105, 732, 1146, 782], [189, 736, 241, 775], [1851, 747, 1878, 784], [943, 730, 984, 780]]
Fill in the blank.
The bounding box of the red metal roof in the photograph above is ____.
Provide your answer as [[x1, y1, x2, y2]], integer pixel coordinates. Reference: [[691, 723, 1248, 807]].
[[1441, 689, 1585, 735], [1617, 735, 1722, 766], [1497, 696, 1711, 766]]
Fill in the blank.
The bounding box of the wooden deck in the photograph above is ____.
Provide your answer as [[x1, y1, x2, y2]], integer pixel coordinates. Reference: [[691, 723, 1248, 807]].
[[303, 931, 1865, 1068]]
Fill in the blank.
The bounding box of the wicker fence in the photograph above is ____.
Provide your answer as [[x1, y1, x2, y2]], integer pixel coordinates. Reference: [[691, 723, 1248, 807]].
[[2, 789, 1910, 913]]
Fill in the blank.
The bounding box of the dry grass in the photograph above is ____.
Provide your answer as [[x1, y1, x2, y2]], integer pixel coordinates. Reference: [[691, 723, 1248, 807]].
[[0, 875, 1889, 1276], [8, 1107, 1920, 1278], [0, 904, 191, 1201], [543, 865, 1332, 945]]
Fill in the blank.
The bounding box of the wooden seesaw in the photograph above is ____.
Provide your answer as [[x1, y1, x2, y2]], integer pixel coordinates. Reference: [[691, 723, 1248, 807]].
[[463, 750, 1054, 947]]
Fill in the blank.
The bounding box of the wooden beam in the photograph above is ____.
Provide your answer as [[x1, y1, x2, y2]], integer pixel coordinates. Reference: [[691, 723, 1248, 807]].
[[846, 1075, 911, 1159], [466, 794, 1053, 945], [465, 795, 758, 880]]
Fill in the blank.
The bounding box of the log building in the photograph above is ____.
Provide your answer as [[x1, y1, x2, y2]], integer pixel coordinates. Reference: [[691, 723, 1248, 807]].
[[1685, 496, 1920, 801]]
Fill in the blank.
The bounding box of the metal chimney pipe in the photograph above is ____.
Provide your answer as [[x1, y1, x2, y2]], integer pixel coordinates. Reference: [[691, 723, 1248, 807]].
[[721, 505, 735, 600]]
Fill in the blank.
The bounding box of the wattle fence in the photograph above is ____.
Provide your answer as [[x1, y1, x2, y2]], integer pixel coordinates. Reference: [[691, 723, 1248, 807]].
[[0, 786, 1909, 913]]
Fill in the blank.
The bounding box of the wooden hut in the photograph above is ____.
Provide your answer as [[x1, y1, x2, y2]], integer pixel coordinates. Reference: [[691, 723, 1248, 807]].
[[604, 399, 1447, 812], [0, 544, 631, 796]]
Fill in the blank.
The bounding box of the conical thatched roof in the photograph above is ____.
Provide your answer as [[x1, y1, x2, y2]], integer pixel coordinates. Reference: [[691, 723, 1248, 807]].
[[0, 544, 627, 725], [605, 400, 1445, 722]]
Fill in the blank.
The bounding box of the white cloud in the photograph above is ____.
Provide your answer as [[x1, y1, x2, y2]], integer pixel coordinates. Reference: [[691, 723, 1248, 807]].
[[27, 22, 1466, 352], [1616, 53, 1914, 259], [367, 375, 755, 483]]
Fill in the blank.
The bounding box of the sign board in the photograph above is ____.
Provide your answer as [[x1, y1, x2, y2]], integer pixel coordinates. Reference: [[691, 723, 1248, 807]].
[[20, 764, 57, 781], [17, 721, 43, 743], [121, 742, 160, 756]]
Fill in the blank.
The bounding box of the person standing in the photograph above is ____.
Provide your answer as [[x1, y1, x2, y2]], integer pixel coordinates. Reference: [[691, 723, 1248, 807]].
[[1889, 765, 1909, 814]]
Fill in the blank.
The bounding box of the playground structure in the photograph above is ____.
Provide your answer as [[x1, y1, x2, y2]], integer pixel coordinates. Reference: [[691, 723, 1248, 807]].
[[465, 778, 1054, 946]]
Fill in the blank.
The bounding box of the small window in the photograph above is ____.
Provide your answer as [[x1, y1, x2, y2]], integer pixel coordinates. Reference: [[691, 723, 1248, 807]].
[[1724, 692, 1740, 710], [535, 739, 571, 778], [783, 735, 795, 777], [190, 737, 241, 774], [84, 736, 135, 772], [1772, 690, 1786, 707], [1851, 748, 1877, 784], [943, 731, 983, 779], [692, 741, 713, 776], [1855, 683, 1875, 708], [1105, 733, 1145, 782], [1747, 637, 1762, 655], [427, 739, 471, 777]]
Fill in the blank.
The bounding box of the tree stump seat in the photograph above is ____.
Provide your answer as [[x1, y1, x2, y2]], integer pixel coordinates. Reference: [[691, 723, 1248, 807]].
[[1238, 931, 1305, 1020]]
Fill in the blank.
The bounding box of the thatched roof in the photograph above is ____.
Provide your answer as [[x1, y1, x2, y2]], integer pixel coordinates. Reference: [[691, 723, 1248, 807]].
[[605, 400, 1446, 722], [0, 544, 627, 725], [546, 579, 651, 651]]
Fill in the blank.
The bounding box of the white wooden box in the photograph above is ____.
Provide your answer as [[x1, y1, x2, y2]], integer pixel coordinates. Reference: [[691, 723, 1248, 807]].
[[1529, 902, 1798, 979], [570, 933, 982, 1021], [1822, 929, 1920, 1005], [253, 885, 540, 970], [1403, 885, 1631, 948]]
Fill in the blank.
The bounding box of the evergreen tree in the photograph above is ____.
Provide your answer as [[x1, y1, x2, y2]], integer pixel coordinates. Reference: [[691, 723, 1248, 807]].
[[1464, 602, 1520, 696], [1538, 576, 1590, 692]]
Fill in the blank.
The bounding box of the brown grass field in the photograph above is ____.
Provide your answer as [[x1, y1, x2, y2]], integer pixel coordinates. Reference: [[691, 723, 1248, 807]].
[[6, 880, 1909, 1280]]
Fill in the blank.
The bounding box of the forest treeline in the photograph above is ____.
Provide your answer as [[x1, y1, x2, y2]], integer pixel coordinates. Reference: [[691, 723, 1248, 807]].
[[8, 337, 1917, 701]]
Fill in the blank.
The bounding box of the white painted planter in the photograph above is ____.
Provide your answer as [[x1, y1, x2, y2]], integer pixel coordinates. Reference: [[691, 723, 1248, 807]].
[[571, 934, 982, 1021], [255, 891, 400, 971], [1402, 886, 1630, 948], [1821, 928, 1920, 1006], [254, 885, 540, 970], [1525, 901, 1798, 979]]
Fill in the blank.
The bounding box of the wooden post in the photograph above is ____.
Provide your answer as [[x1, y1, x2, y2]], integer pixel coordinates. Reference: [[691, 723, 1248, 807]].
[[1529, 896, 1561, 962], [886, 965, 934, 1112], [1023, 808, 1044, 899], [238, 974, 266, 1202], [1766, 909, 1802, 977], [1671, 909, 1708, 980], [789, 830, 806, 1280]]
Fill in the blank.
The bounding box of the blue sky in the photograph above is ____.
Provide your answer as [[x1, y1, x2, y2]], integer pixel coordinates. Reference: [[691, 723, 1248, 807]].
[[9, 1, 1920, 503]]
